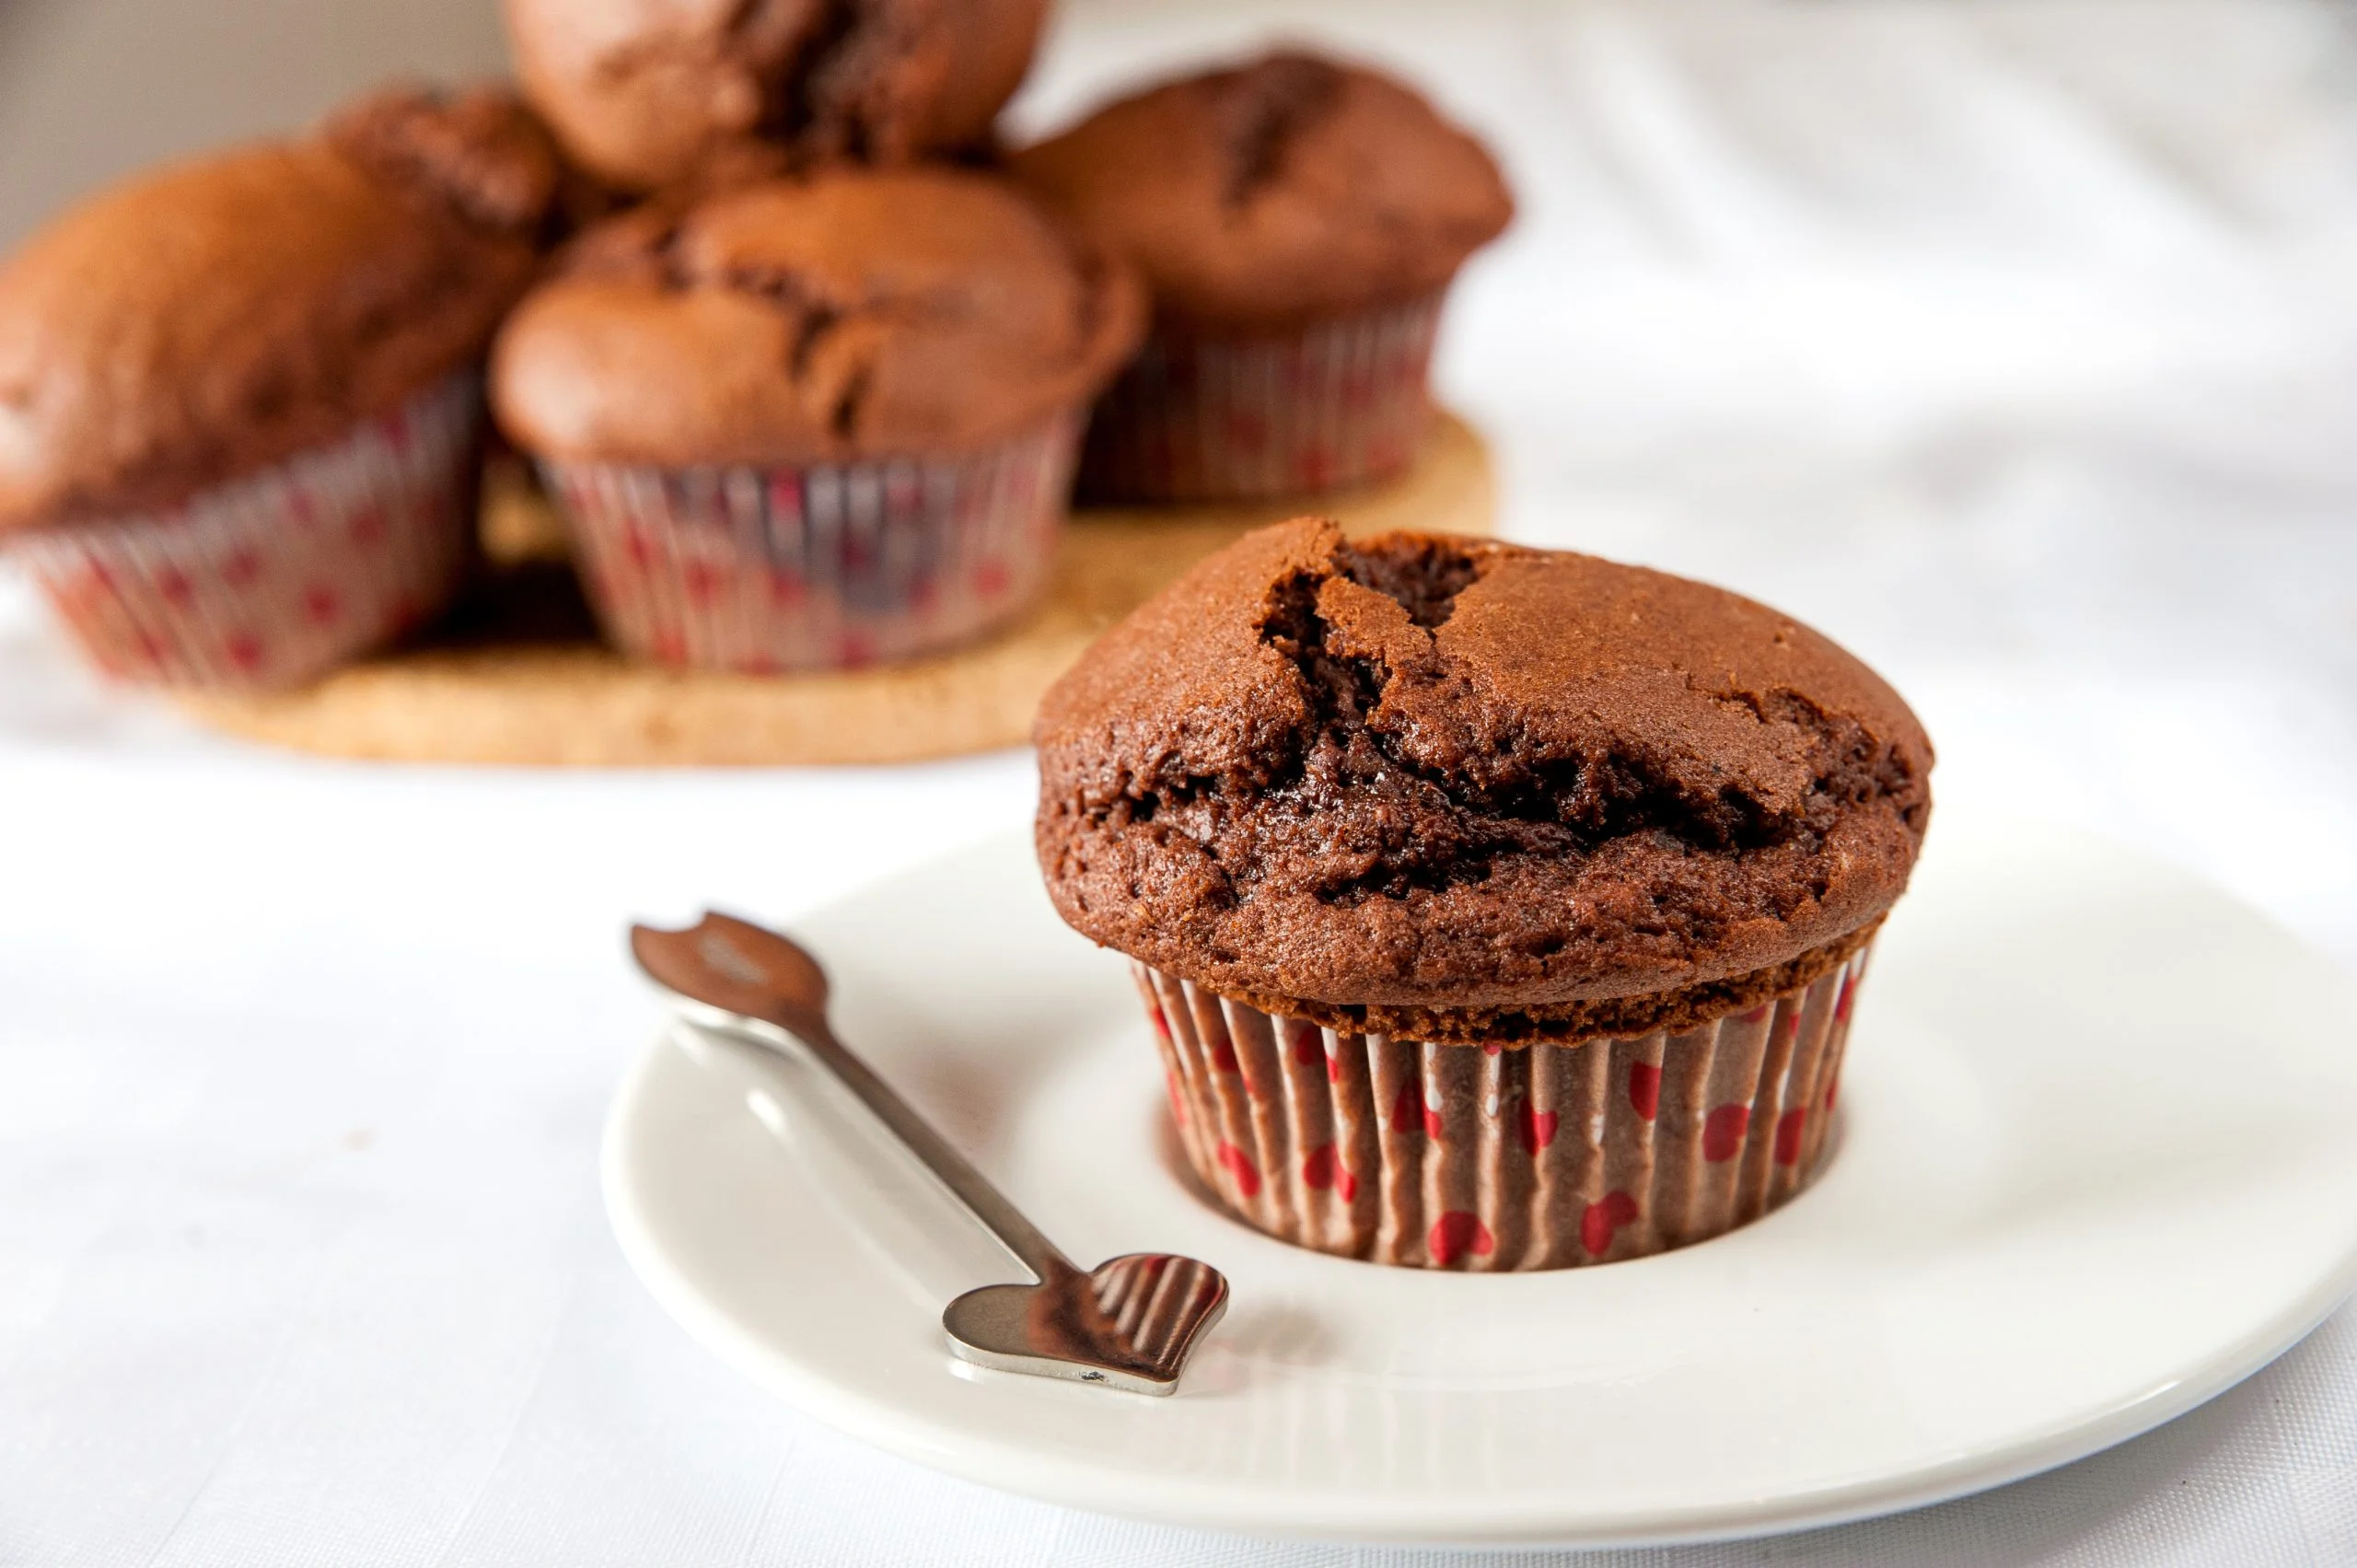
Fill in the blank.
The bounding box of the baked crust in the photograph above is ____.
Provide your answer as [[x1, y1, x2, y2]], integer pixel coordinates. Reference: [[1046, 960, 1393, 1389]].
[[1035, 518, 1933, 1022]]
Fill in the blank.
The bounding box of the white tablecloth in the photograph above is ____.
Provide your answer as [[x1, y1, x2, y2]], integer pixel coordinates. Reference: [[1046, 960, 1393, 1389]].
[[5, 1, 2357, 1562]]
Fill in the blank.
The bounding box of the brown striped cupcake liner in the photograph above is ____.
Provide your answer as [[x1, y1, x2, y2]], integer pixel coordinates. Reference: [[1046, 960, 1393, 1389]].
[[1077, 295, 1443, 504], [544, 412, 1081, 673], [6, 372, 482, 690], [1137, 947, 1869, 1271]]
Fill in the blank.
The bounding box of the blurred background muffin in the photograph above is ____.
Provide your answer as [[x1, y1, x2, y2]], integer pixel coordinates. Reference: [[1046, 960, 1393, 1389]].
[[493, 167, 1144, 672], [1013, 50, 1512, 504], [0, 8, 1520, 704], [0, 86, 560, 688], [505, 0, 1050, 193]]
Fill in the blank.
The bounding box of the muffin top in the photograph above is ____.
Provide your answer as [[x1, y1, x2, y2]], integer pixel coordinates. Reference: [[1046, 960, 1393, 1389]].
[[505, 0, 1047, 193], [0, 87, 560, 533], [1035, 518, 1933, 1045], [491, 168, 1145, 466], [1010, 52, 1514, 331]]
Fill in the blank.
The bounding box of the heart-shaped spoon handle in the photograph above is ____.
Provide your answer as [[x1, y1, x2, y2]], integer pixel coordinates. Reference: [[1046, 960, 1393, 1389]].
[[632, 912, 1074, 1281]]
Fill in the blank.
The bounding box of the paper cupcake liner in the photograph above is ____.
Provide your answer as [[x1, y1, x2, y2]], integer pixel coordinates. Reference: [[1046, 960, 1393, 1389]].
[[1137, 949, 1869, 1271], [543, 412, 1081, 673], [1079, 296, 1443, 504], [6, 374, 482, 689]]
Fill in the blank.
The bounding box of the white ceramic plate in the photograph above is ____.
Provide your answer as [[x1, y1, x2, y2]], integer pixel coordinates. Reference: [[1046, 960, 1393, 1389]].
[[602, 808, 2357, 1548]]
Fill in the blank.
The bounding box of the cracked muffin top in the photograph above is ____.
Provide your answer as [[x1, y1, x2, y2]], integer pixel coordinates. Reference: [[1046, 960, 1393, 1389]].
[[0, 86, 562, 533], [490, 168, 1146, 466], [505, 0, 1048, 193], [1035, 518, 1933, 1046], [1009, 52, 1514, 331]]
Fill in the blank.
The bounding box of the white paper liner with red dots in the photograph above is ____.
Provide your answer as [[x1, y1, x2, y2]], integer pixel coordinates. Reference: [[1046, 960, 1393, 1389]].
[[6, 375, 481, 689], [1137, 948, 1867, 1271], [1078, 296, 1442, 504], [542, 412, 1081, 674]]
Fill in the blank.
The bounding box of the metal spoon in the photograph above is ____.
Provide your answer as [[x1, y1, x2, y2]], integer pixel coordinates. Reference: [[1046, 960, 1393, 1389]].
[[630, 911, 1229, 1397]]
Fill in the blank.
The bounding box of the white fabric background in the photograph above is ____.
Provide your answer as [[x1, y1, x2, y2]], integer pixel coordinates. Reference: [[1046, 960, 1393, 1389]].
[[4, 0, 2357, 1562]]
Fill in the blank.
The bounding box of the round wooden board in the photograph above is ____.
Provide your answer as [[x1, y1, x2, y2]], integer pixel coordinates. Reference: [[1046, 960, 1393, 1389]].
[[179, 413, 1493, 766]]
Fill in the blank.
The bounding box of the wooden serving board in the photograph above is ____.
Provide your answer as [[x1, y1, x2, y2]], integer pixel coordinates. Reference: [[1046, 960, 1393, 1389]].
[[179, 413, 1492, 767]]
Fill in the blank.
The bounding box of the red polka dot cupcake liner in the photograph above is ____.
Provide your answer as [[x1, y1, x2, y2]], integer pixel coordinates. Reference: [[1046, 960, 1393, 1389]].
[[1137, 947, 1868, 1271], [542, 413, 1082, 673], [1078, 296, 1443, 504], [5, 374, 482, 689]]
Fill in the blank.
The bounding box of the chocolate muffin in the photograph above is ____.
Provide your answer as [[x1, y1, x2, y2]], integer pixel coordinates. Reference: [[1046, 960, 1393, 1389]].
[[1011, 52, 1514, 502], [505, 0, 1048, 194], [0, 87, 561, 688], [493, 168, 1144, 671], [1035, 518, 1933, 1270]]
